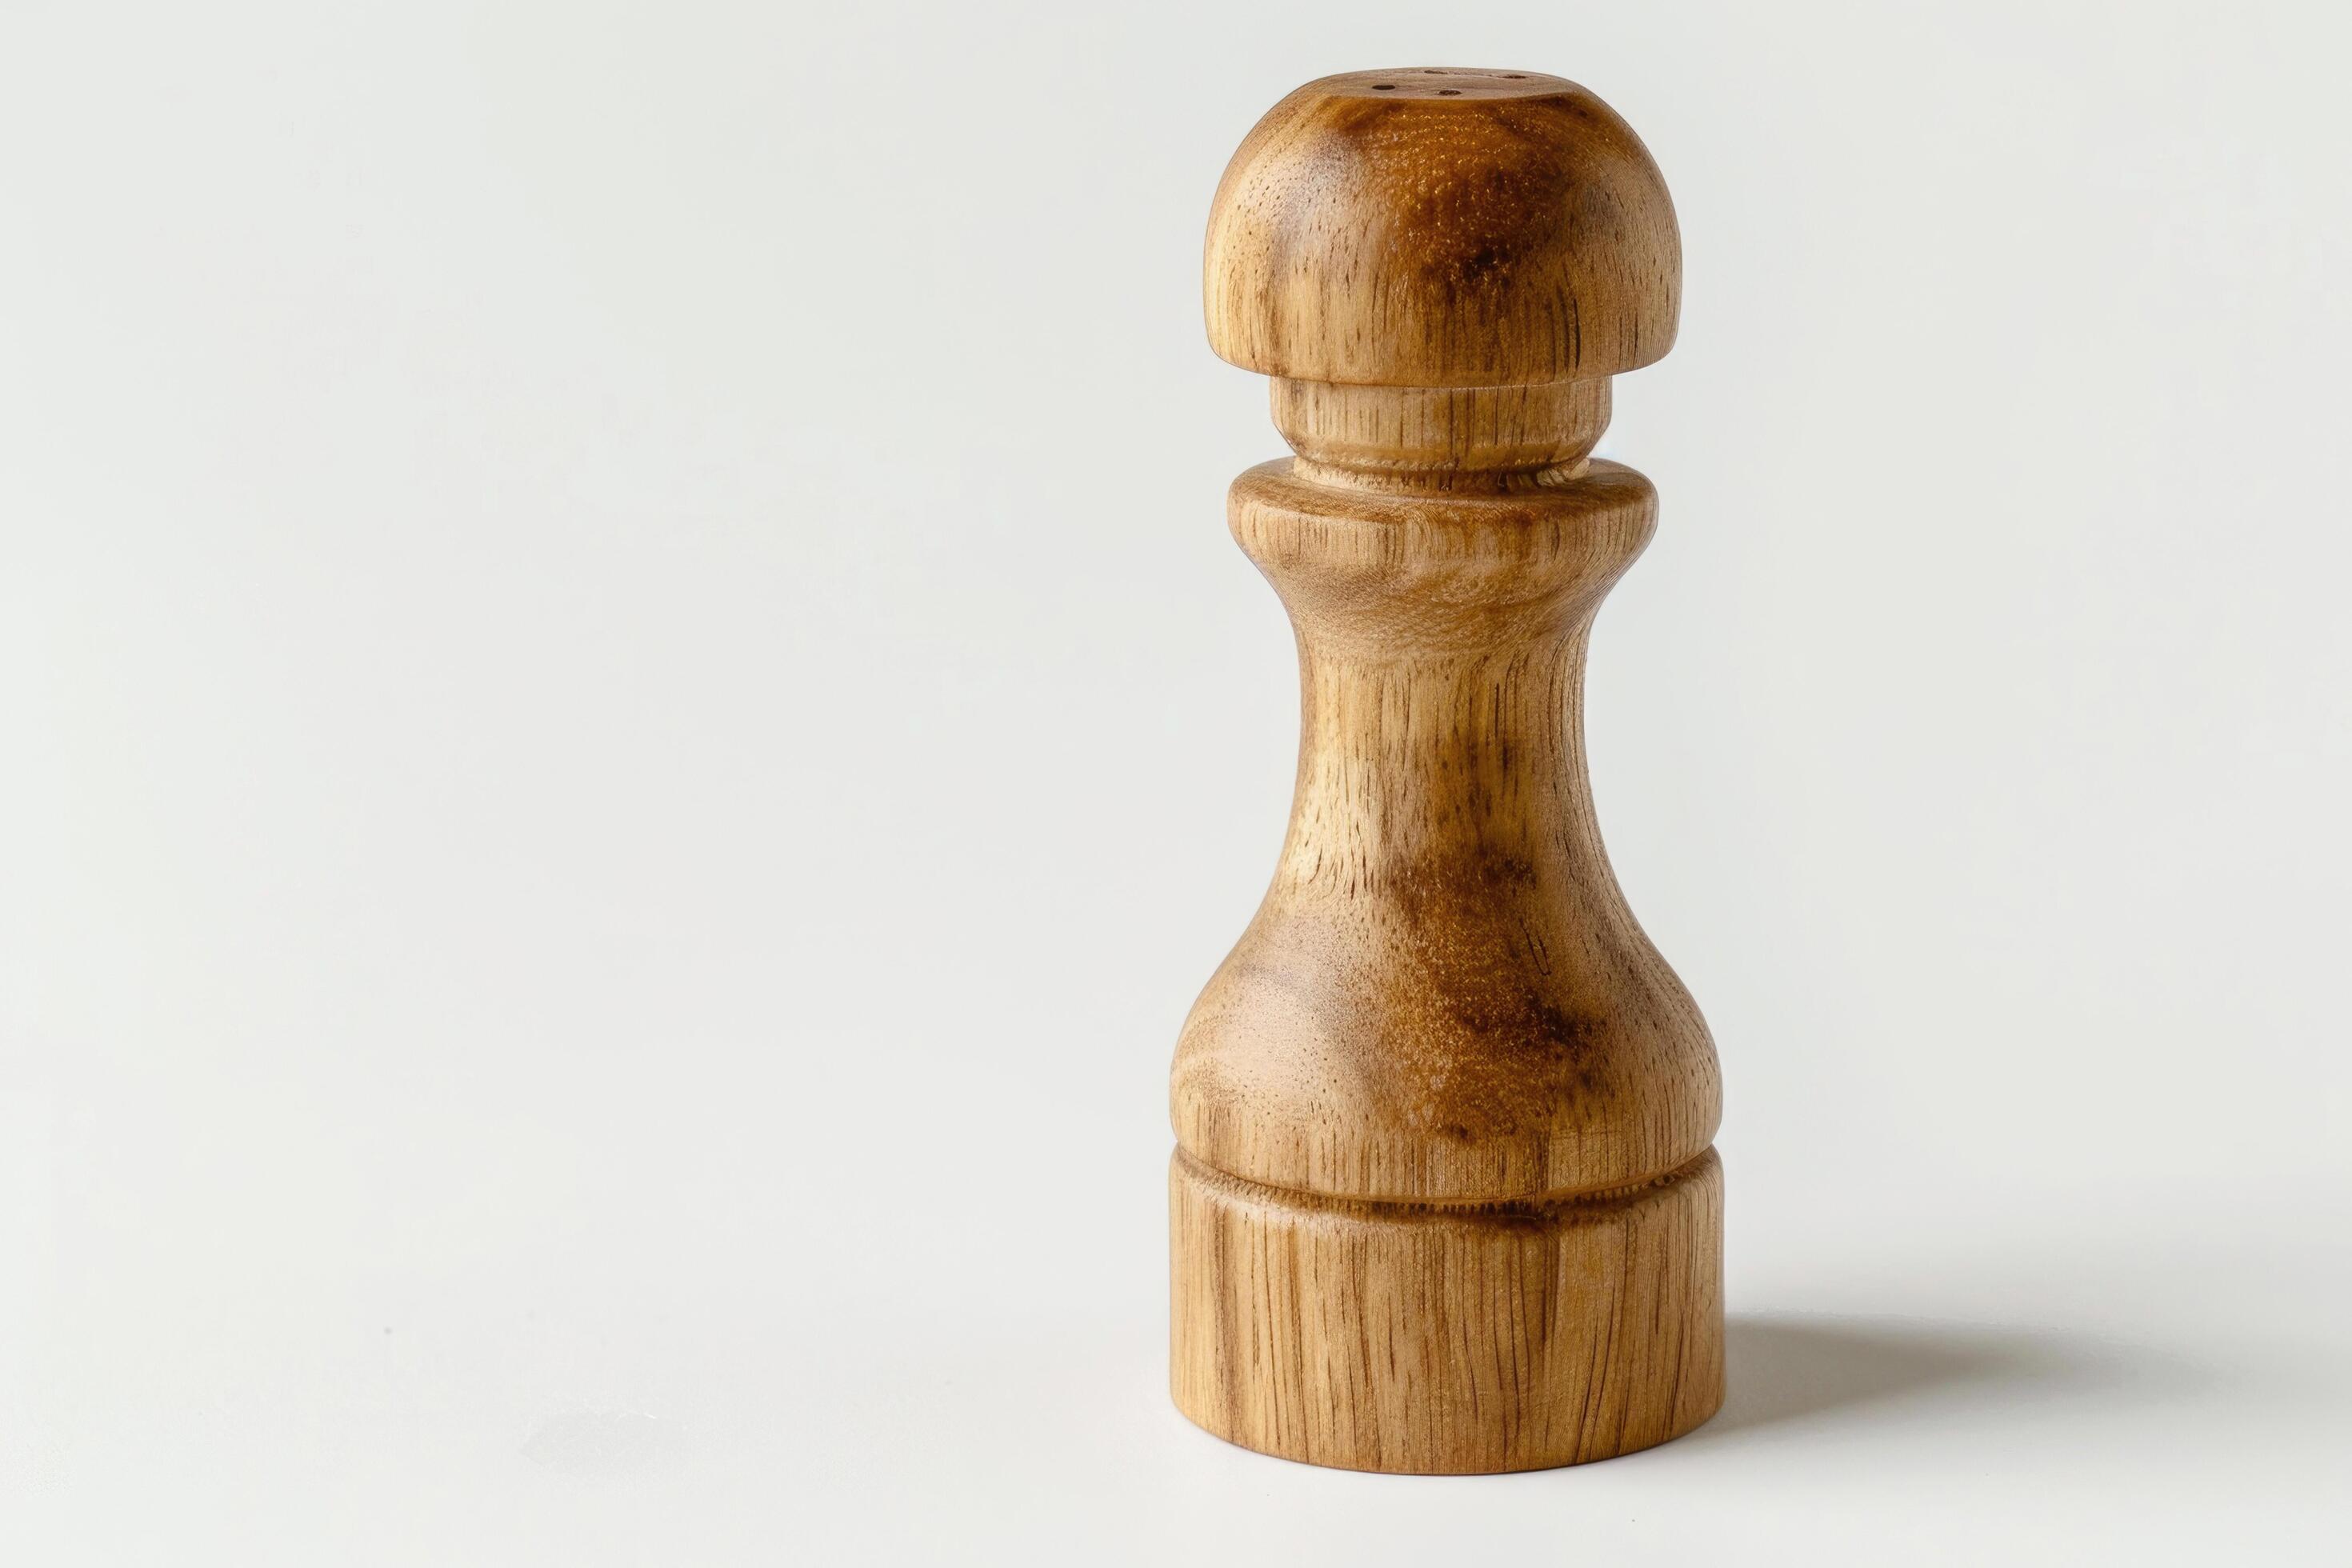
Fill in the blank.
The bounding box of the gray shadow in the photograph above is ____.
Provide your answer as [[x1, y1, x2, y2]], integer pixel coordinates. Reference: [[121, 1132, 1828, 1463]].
[[1703, 1312, 2153, 1438]]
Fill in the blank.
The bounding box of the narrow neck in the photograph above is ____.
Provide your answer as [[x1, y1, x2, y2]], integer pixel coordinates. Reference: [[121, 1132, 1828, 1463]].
[[1271, 378, 1611, 493]]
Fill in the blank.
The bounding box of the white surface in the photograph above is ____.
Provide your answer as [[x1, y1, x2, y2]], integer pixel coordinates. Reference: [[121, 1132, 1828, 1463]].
[[3, 1, 2348, 1562]]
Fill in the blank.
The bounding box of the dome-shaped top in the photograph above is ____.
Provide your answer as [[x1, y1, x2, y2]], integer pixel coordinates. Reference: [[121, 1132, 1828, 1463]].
[[1205, 69, 1680, 387]]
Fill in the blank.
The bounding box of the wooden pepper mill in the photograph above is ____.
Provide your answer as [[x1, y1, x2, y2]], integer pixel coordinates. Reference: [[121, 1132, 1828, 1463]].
[[1170, 68, 1723, 1473]]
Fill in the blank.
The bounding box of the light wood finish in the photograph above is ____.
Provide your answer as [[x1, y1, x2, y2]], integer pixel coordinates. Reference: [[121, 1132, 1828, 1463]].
[[1171, 1150, 1722, 1473], [1271, 378, 1610, 491], [1172, 69, 1721, 1473], [1204, 69, 1678, 388]]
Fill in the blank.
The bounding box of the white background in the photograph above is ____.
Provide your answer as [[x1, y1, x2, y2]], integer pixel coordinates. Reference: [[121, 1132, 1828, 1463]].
[[3, 1, 2348, 1562]]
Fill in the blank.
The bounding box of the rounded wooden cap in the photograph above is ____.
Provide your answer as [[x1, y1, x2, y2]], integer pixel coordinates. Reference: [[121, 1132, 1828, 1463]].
[[1205, 69, 1680, 388]]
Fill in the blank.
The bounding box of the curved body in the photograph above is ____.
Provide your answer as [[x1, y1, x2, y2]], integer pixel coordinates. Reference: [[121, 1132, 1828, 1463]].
[[1173, 67, 1720, 1473], [1174, 463, 1718, 1204]]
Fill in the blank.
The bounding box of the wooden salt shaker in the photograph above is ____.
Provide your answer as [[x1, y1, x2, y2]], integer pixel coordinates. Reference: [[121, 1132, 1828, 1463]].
[[1170, 68, 1723, 1473]]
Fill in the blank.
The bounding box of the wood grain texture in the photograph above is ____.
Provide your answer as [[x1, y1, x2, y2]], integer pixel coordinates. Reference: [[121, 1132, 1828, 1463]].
[[1171, 1149, 1722, 1473], [1174, 462, 1718, 1205], [1173, 68, 1719, 1473], [1204, 69, 1679, 388]]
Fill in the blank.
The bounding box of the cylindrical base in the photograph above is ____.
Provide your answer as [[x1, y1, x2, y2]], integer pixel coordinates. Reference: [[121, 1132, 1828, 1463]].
[[1170, 1148, 1723, 1473]]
